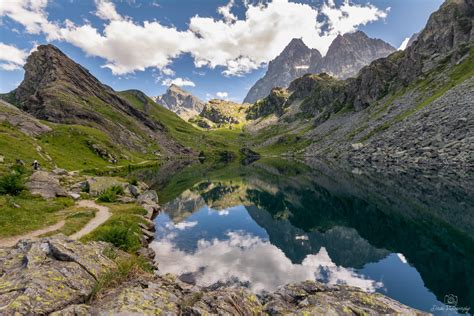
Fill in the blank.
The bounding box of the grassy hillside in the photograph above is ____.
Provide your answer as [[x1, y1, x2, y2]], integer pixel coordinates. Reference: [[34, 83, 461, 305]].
[[119, 91, 246, 157]]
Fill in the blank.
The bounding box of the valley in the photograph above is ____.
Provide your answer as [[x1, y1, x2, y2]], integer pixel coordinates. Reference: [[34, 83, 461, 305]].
[[0, 0, 472, 314]]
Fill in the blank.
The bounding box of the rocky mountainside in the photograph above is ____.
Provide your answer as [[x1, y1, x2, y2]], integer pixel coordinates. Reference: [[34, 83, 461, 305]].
[[309, 31, 396, 79], [246, 0, 473, 172], [243, 38, 321, 104], [244, 32, 395, 104], [3, 45, 191, 156], [152, 84, 204, 121]]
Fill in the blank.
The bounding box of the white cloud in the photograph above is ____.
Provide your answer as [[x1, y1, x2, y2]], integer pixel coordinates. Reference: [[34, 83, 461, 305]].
[[150, 231, 382, 293], [161, 67, 175, 76], [94, 0, 123, 21], [0, 0, 60, 40], [58, 19, 195, 74], [217, 0, 237, 23], [171, 221, 198, 230], [0, 0, 389, 76], [161, 77, 195, 87], [216, 91, 228, 99], [0, 42, 28, 71], [398, 37, 410, 50]]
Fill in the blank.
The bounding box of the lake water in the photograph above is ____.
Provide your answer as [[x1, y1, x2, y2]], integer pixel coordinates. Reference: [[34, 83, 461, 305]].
[[134, 159, 474, 315]]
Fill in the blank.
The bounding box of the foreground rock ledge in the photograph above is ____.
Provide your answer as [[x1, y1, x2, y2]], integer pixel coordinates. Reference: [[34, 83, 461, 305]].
[[0, 236, 427, 315]]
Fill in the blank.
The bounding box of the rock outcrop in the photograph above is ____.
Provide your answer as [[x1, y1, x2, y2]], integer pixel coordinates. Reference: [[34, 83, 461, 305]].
[[0, 236, 115, 315], [199, 99, 248, 126], [244, 32, 395, 104], [25, 171, 68, 199], [0, 237, 425, 315], [153, 84, 204, 121], [0, 99, 51, 136]]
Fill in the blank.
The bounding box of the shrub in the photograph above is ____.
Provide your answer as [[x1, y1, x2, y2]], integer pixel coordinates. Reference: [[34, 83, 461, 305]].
[[0, 173, 25, 196], [97, 185, 124, 202], [129, 178, 138, 186], [96, 226, 137, 251]]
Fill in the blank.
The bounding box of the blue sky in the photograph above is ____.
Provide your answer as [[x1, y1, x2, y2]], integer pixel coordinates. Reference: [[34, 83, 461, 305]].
[[0, 0, 443, 102]]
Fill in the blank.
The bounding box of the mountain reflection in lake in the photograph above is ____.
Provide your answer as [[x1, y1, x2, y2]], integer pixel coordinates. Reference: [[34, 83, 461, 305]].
[[133, 159, 474, 315]]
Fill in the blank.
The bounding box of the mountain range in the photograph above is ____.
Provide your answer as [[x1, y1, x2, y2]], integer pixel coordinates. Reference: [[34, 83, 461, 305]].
[[0, 0, 471, 173], [244, 31, 396, 104]]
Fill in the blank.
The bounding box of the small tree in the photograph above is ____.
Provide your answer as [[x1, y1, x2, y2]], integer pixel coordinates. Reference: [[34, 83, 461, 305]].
[[0, 173, 25, 196]]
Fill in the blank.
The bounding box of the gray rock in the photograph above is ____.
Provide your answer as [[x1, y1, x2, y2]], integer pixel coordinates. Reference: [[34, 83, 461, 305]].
[[0, 235, 115, 315], [52, 168, 67, 175], [25, 171, 68, 199], [137, 190, 159, 205], [128, 184, 140, 197], [68, 192, 81, 200]]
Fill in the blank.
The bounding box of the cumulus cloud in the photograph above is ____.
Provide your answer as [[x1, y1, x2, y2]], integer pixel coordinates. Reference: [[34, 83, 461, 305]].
[[0, 42, 28, 71], [94, 0, 123, 21], [161, 77, 196, 87], [150, 231, 382, 293], [216, 91, 229, 99], [398, 37, 410, 50], [0, 0, 60, 40], [0, 0, 389, 76]]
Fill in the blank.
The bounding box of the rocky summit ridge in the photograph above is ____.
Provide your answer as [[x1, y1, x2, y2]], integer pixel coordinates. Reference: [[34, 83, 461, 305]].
[[244, 31, 396, 104]]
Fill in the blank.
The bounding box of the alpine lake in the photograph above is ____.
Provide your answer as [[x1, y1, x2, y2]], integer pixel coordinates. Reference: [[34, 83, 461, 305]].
[[130, 158, 474, 315]]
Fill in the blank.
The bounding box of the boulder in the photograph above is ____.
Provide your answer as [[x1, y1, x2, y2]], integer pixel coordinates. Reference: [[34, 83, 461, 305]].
[[127, 184, 140, 197], [0, 236, 115, 315], [137, 190, 159, 205], [68, 192, 81, 200], [25, 171, 68, 199], [87, 177, 125, 196], [52, 168, 67, 175]]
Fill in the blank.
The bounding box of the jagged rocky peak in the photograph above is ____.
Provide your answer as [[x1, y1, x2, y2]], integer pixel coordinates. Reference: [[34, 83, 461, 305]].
[[245, 31, 395, 104], [310, 31, 396, 79], [243, 38, 321, 104], [153, 84, 204, 120]]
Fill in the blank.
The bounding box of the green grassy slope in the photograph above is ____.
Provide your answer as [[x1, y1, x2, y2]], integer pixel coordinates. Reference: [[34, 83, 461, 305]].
[[119, 91, 246, 156]]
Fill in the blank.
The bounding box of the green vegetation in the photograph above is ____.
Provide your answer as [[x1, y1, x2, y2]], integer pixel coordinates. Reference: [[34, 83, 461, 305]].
[[119, 91, 246, 157], [97, 185, 125, 203], [39, 124, 150, 171], [0, 123, 52, 172], [41, 208, 96, 237], [82, 203, 147, 252], [0, 193, 74, 238], [90, 251, 153, 302], [0, 172, 25, 196]]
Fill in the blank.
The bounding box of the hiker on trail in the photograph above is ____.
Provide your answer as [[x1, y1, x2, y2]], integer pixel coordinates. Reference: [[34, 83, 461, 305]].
[[32, 160, 40, 170]]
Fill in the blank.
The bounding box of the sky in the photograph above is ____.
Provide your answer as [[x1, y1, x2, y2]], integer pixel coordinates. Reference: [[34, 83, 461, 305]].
[[0, 0, 444, 102]]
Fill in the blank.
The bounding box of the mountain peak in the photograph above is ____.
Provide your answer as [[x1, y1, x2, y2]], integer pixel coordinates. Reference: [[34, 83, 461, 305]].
[[154, 84, 204, 120]]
